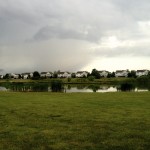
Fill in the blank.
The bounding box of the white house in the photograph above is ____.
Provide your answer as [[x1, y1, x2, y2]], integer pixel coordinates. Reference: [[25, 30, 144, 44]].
[[21, 73, 33, 79], [0, 75, 3, 79], [11, 73, 20, 79], [76, 71, 89, 78], [57, 72, 71, 78], [136, 70, 149, 77], [40, 72, 53, 78], [115, 70, 129, 77], [98, 70, 109, 77]]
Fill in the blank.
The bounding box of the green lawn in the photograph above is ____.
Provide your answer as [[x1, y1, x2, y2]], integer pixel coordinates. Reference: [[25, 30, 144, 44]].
[[0, 92, 150, 150]]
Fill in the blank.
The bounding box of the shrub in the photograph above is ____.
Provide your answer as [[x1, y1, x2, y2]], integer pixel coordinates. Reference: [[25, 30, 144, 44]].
[[50, 80, 64, 92], [120, 83, 135, 91], [67, 78, 71, 82], [88, 76, 95, 81]]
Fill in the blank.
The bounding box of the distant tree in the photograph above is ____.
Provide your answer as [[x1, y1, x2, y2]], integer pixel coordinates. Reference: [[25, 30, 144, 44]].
[[91, 69, 100, 79], [107, 73, 112, 78], [18, 74, 22, 79], [111, 72, 115, 77], [28, 74, 31, 79], [83, 75, 86, 78], [87, 72, 91, 77], [148, 71, 150, 77], [32, 71, 40, 80], [71, 73, 76, 78], [53, 71, 58, 78], [128, 71, 137, 78], [3, 73, 10, 79], [106, 72, 115, 78]]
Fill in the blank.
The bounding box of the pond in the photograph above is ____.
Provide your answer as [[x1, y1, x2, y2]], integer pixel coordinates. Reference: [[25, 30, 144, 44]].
[[0, 83, 149, 92]]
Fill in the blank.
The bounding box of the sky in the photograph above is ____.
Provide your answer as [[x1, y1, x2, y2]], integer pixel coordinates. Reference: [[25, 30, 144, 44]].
[[0, 0, 150, 74]]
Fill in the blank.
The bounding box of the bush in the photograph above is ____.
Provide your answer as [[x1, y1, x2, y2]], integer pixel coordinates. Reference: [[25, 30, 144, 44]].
[[120, 83, 135, 91], [88, 76, 95, 81], [50, 80, 64, 92], [67, 78, 71, 82], [136, 76, 150, 84]]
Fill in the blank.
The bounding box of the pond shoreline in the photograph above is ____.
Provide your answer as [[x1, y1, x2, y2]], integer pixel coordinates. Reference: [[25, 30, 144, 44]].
[[0, 82, 149, 92], [0, 77, 136, 84]]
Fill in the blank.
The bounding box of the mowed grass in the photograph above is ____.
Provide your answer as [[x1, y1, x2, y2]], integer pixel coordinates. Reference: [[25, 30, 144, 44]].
[[0, 92, 150, 150]]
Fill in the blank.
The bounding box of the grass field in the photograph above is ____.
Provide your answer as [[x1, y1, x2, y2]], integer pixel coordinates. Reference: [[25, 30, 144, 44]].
[[0, 92, 150, 150]]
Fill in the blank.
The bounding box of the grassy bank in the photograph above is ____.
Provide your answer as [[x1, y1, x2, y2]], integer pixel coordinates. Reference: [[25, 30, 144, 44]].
[[0, 92, 150, 150], [0, 77, 136, 84]]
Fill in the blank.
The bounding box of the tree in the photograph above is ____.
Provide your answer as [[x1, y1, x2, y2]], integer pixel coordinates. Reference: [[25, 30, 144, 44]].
[[53, 71, 58, 78], [3, 73, 10, 79], [111, 72, 115, 77], [91, 69, 100, 79], [107, 73, 112, 78], [18, 74, 22, 79], [128, 71, 137, 78], [148, 71, 150, 77], [71, 73, 76, 78], [32, 71, 40, 80]]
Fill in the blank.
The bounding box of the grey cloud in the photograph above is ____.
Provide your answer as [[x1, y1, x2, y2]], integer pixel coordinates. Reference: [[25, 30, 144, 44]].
[[93, 45, 150, 58], [114, 0, 150, 20], [0, 0, 150, 73], [0, 40, 93, 73], [31, 0, 150, 43], [33, 25, 99, 42], [0, 69, 4, 72], [1, 0, 150, 43]]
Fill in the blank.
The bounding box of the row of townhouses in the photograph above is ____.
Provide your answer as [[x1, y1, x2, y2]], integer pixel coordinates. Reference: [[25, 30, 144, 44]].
[[115, 70, 149, 77], [0, 70, 149, 79], [0, 71, 89, 79]]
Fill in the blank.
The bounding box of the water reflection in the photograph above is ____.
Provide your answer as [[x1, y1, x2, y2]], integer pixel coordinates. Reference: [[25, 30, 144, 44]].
[[0, 83, 149, 92], [0, 86, 7, 91], [0, 83, 49, 92], [65, 85, 117, 93]]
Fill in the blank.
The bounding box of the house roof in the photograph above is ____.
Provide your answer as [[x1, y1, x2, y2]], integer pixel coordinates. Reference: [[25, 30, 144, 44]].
[[41, 72, 48, 74], [76, 71, 88, 74], [136, 70, 148, 72], [98, 70, 109, 73], [58, 72, 71, 74], [21, 73, 32, 75], [116, 70, 128, 73], [58, 72, 65, 74]]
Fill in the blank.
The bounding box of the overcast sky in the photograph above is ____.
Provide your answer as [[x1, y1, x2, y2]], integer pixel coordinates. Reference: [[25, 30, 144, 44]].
[[0, 0, 150, 74]]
